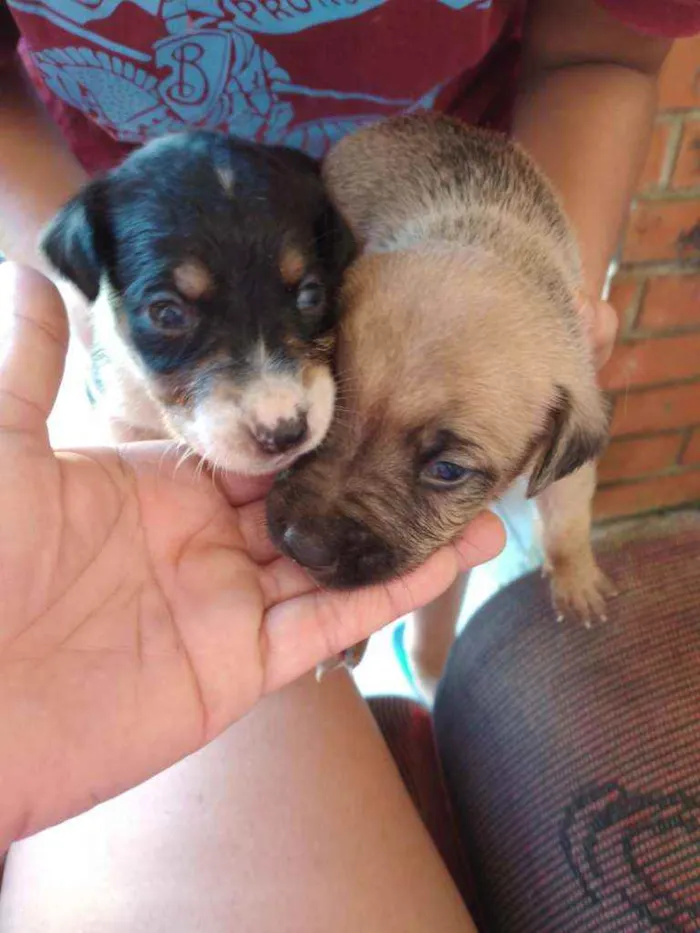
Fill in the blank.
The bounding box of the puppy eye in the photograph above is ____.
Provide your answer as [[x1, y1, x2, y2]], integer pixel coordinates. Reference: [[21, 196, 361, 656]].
[[421, 460, 474, 488], [296, 275, 326, 315], [146, 298, 198, 335]]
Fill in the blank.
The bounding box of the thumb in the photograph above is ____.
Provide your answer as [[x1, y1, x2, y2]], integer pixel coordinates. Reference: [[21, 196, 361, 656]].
[[0, 263, 69, 441]]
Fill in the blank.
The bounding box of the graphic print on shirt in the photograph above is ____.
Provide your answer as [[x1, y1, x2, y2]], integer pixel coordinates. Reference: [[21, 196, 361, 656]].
[[8, 0, 490, 154]]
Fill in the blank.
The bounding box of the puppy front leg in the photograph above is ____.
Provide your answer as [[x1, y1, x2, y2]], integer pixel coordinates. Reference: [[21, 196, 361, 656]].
[[536, 462, 614, 626], [407, 572, 470, 702]]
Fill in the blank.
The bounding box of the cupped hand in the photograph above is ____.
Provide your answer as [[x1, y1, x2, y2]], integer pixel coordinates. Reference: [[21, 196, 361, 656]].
[[0, 264, 505, 846]]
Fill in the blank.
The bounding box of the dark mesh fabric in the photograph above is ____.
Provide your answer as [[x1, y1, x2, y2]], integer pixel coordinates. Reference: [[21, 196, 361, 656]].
[[434, 514, 700, 933]]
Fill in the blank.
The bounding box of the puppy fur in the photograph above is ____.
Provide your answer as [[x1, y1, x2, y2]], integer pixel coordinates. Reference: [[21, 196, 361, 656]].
[[267, 114, 612, 626], [42, 131, 354, 474]]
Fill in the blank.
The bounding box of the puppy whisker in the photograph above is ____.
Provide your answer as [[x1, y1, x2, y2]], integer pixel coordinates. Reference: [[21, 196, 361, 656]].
[[193, 453, 209, 485], [173, 443, 194, 477], [156, 438, 187, 480], [209, 457, 225, 494]]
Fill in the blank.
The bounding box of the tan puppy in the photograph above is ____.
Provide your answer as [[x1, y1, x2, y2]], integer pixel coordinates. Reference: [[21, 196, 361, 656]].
[[267, 115, 613, 665]]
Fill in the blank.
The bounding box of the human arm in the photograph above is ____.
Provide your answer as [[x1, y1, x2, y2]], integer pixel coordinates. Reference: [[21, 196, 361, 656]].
[[0, 51, 93, 344], [512, 0, 673, 299], [0, 53, 88, 275]]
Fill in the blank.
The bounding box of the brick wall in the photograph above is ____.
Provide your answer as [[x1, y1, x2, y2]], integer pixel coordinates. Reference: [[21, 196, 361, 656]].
[[595, 37, 700, 522]]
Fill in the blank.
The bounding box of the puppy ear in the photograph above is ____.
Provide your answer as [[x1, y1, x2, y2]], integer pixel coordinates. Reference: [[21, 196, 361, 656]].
[[526, 386, 610, 499], [268, 144, 322, 179], [268, 144, 356, 270], [40, 180, 108, 303], [315, 201, 356, 274]]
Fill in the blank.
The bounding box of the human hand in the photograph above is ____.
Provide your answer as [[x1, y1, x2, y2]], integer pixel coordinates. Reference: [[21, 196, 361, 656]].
[[53, 277, 93, 351], [0, 264, 505, 847], [576, 291, 619, 370]]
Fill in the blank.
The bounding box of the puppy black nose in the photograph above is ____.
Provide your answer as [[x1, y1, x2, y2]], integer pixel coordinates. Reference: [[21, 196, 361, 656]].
[[251, 413, 308, 455], [282, 524, 336, 571]]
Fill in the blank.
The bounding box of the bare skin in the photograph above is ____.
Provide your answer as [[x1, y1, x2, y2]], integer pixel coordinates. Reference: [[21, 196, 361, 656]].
[[0, 57, 91, 344], [0, 672, 478, 933]]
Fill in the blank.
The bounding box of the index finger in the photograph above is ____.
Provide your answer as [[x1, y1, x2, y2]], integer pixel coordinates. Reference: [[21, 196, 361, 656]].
[[261, 510, 505, 693]]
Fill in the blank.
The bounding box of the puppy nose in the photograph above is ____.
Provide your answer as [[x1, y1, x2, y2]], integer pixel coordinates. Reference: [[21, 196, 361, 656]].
[[251, 413, 307, 455], [282, 524, 336, 571]]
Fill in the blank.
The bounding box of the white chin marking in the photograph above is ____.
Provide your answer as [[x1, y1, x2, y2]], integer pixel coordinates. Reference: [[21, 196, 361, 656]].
[[305, 366, 335, 449], [243, 368, 306, 426], [183, 366, 336, 476]]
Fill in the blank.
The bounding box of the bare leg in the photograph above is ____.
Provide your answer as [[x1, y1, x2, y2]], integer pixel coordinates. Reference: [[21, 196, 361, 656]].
[[536, 462, 613, 624], [406, 572, 470, 703], [0, 673, 475, 933]]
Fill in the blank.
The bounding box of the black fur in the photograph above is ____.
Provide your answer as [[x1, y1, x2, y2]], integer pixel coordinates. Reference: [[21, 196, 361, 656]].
[[526, 387, 609, 499], [41, 131, 355, 378]]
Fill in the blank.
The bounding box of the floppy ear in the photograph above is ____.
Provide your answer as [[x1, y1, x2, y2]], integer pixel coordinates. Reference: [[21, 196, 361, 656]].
[[526, 386, 610, 499], [40, 179, 108, 303]]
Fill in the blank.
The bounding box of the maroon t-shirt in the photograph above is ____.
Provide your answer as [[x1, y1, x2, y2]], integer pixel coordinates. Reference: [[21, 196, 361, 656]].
[[2, 0, 699, 174]]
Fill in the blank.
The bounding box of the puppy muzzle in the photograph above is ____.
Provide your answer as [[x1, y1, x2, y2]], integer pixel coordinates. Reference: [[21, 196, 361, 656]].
[[266, 501, 402, 589]]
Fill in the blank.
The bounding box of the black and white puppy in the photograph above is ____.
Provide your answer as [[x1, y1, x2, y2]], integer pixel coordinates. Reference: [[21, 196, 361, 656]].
[[42, 131, 355, 474]]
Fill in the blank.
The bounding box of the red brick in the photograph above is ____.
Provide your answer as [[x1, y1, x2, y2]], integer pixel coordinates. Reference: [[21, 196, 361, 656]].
[[658, 37, 700, 110], [638, 275, 700, 330], [594, 469, 700, 521], [682, 429, 700, 465], [610, 382, 700, 436], [600, 333, 700, 390], [639, 123, 671, 189], [597, 434, 683, 483], [673, 120, 700, 189], [622, 200, 700, 263]]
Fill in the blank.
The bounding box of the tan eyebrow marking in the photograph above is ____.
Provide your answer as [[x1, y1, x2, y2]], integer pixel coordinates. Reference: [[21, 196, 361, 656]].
[[173, 260, 213, 300], [279, 246, 306, 287]]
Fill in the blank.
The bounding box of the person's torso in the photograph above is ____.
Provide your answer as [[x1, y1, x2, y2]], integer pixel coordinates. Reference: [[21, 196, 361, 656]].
[[6, 0, 523, 170]]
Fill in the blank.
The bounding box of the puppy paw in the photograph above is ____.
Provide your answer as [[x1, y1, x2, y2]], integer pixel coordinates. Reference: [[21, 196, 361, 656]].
[[547, 559, 616, 628]]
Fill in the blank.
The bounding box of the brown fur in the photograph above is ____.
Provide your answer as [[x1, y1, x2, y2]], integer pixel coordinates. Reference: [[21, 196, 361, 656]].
[[279, 245, 306, 286], [267, 114, 612, 635]]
